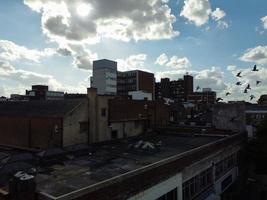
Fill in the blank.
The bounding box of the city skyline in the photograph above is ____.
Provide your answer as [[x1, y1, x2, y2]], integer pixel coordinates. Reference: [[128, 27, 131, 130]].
[[0, 0, 266, 102]]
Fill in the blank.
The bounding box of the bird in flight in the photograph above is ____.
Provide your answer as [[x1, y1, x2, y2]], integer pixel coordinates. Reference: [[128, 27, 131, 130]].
[[216, 97, 223, 102], [236, 82, 242, 86], [256, 81, 261, 85], [244, 89, 248, 93], [250, 95, 255, 101], [246, 84, 251, 90], [226, 92, 231, 96], [196, 86, 200, 91], [252, 65, 259, 72], [236, 71, 242, 77]]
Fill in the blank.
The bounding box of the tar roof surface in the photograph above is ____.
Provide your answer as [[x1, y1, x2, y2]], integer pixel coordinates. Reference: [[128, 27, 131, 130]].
[[36, 134, 221, 197], [0, 99, 86, 117]]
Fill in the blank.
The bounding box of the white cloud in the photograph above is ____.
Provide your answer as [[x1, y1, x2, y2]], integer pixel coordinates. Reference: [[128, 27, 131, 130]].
[[240, 45, 267, 64], [166, 56, 191, 69], [155, 69, 188, 81], [0, 61, 15, 75], [180, 0, 212, 26], [0, 40, 56, 63], [211, 8, 225, 21], [0, 61, 88, 95], [216, 20, 229, 30], [195, 66, 227, 91], [180, 0, 228, 29], [70, 45, 98, 70], [24, 0, 179, 43], [155, 53, 191, 69], [227, 65, 236, 71], [117, 54, 148, 71], [155, 54, 192, 81], [261, 16, 267, 29], [155, 53, 169, 65]]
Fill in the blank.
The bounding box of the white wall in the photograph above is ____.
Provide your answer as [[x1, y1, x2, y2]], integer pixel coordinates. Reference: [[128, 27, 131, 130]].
[[110, 120, 144, 139], [63, 101, 89, 146], [92, 68, 117, 95], [128, 91, 152, 100]]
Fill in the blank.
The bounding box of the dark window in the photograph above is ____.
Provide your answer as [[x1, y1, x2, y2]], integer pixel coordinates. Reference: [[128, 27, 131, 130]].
[[135, 120, 140, 128], [79, 121, 88, 133], [182, 167, 212, 200], [156, 188, 177, 200], [111, 130, 118, 139], [101, 108, 106, 117]]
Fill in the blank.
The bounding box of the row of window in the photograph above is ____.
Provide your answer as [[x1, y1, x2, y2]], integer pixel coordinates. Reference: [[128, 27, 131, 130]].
[[182, 167, 213, 200], [156, 188, 178, 200], [215, 153, 237, 180]]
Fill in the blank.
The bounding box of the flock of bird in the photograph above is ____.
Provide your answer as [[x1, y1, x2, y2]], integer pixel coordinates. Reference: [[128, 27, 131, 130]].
[[196, 65, 262, 103]]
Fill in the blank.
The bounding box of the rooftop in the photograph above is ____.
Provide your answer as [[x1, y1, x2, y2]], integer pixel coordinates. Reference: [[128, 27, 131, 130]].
[[35, 134, 223, 198], [0, 99, 86, 117]]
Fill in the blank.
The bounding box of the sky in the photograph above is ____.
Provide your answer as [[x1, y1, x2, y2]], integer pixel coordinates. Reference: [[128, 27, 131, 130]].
[[0, 0, 266, 102]]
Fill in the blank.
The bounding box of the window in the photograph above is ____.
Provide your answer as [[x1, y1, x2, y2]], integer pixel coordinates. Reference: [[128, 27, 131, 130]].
[[134, 120, 140, 128], [156, 188, 177, 200], [215, 153, 237, 180], [182, 167, 212, 200], [79, 121, 88, 133], [111, 130, 118, 139], [101, 108, 106, 117]]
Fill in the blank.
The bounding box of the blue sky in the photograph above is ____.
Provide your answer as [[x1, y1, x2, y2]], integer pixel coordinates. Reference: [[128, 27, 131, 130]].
[[0, 0, 266, 101]]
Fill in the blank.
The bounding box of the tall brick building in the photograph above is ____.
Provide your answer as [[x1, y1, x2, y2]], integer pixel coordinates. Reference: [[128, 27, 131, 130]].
[[117, 70, 155, 99], [155, 75, 193, 102]]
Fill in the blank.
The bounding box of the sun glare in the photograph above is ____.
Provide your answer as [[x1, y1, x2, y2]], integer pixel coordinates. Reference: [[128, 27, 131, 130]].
[[76, 3, 92, 17]]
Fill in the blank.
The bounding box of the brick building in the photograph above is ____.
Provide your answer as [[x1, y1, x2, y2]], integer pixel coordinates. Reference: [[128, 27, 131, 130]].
[[187, 89, 217, 104], [117, 70, 155, 99], [0, 99, 88, 148], [87, 88, 169, 142], [155, 75, 193, 102]]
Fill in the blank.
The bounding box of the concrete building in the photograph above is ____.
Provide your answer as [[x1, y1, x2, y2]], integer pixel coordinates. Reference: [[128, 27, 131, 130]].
[[87, 88, 170, 142], [212, 103, 246, 133], [155, 75, 193, 102], [0, 132, 244, 200], [91, 59, 117, 95], [245, 104, 267, 138], [117, 70, 155, 99]]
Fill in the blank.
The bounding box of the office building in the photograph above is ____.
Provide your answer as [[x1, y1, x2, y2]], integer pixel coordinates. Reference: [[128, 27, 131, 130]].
[[117, 70, 155, 99], [155, 75, 193, 102], [91, 59, 117, 95], [187, 88, 217, 104]]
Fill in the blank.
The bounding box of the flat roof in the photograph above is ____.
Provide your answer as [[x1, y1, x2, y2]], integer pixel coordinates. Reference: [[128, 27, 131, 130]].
[[36, 134, 222, 198]]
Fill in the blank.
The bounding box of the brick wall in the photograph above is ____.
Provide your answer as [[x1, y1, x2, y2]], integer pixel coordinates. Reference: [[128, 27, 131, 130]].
[[0, 116, 62, 149], [109, 99, 170, 127]]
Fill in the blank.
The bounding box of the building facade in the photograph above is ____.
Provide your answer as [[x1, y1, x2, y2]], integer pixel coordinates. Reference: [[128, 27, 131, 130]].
[[187, 89, 217, 104], [155, 75, 193, 102], [245, 104, 267, 138], [117, 70, 155, 99], [26, 85, 64, 101], [91, 59, 117, 95], [0, 99, 88, 148]]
